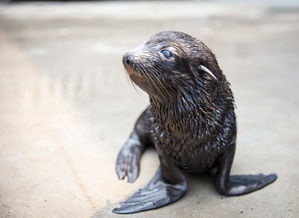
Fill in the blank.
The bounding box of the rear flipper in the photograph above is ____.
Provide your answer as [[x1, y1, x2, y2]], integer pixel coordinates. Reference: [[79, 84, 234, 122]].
[[113, 164, 188, 214], [215, 143, 277, 196], [219, 173, 277, 196]]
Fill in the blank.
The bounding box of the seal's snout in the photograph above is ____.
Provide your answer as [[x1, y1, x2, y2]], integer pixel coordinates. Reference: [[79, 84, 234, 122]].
[[123, 52, 139, 77], [122, 52, 135, 67]]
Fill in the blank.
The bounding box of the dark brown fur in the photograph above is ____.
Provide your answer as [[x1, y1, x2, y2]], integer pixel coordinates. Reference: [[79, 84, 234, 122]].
[[113, 31, 277, 214]]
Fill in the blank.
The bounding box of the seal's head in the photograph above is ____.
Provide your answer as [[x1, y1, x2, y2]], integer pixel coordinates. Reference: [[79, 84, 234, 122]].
[[123, 31, 224, 100]]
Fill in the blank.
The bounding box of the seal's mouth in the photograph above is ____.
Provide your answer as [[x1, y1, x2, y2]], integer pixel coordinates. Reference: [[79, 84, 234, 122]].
[[122, 52, 146, 82], [122, 52, 151, 92], [122, 51, 161, 97]]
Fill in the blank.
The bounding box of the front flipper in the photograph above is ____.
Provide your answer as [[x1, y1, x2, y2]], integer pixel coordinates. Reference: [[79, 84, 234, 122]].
[[113, 166, 188, 214], [116, 107, 154, 183], [115, 133, 144, 183], [215, 143, 277, 196]]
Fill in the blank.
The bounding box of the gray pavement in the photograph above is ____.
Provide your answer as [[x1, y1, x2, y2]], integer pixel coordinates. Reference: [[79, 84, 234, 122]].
[[0, 1, 298, 218]]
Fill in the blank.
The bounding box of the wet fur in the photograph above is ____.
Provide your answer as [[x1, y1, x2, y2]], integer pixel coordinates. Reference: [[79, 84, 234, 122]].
[[113, 31, 277, 214], [128, 31, 235, 169]]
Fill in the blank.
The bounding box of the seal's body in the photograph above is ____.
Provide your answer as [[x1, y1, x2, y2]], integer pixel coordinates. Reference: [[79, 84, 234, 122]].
[[113, 31, 277, 214]]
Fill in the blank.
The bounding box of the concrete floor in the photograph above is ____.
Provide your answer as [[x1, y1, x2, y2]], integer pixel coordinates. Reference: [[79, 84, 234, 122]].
[[0, 1, 298, 218]]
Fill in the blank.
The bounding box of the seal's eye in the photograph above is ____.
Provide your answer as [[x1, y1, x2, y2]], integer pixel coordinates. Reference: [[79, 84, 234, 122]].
[[160, 49, 173, 59]]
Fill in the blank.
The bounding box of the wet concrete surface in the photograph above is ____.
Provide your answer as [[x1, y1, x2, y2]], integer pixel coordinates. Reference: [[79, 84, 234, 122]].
[[0, 1, 298, 218]]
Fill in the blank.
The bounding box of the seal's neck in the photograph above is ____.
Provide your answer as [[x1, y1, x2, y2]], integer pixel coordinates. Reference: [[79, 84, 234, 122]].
[[149, 88, 216, 137]]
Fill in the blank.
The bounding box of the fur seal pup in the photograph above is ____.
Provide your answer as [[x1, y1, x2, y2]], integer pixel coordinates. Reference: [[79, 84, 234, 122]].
[[113, 31, 277, 214]]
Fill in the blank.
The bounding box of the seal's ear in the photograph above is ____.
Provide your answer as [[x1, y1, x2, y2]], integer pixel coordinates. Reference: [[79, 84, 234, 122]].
[[198, 65, 217, 80]]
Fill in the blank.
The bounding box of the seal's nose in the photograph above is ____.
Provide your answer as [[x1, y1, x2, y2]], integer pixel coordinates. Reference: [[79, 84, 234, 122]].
[[122, 53, 135, 66]]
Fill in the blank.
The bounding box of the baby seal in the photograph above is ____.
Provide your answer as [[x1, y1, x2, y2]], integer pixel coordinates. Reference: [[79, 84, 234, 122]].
[[113, 31, 277, 214]]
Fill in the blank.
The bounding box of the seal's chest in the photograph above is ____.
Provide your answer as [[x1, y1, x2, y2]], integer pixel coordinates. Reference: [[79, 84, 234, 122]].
[[153, 130, 219, 169]]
